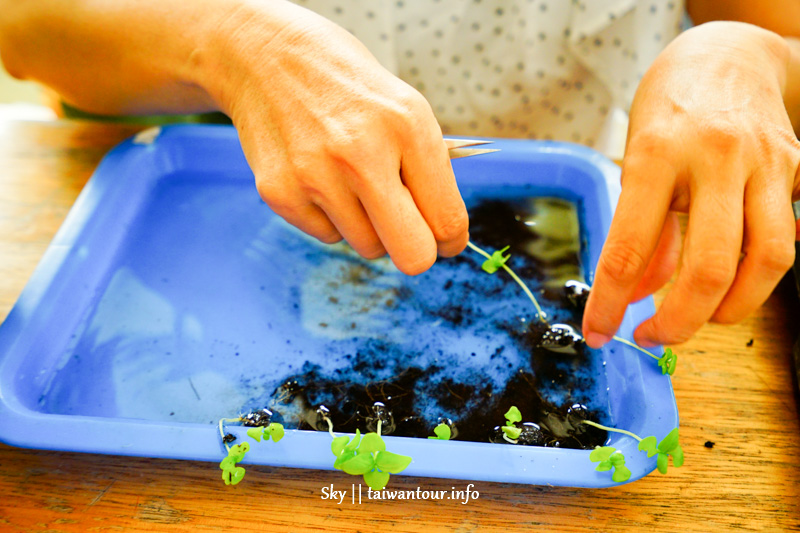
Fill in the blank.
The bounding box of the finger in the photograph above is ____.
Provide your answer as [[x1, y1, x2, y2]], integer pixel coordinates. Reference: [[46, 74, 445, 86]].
[[711, 178, 796, 324], [263, 197, 343, 245], [316, 190, 387, 259], [630, 211, 682, 302], [582, 154, 675, 348], [358, 167, 438, 276], [400, 133, 469, 258], [634, 181, 744, 346]]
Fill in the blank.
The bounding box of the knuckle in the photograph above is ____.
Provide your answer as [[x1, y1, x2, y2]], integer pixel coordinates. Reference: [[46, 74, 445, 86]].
[[697, 120, 742, 155], [627, 130, 668, 155], [432, 207, 469, 243], [749, 240, 795, 274], [255, 178, 290, 209], [389, 86, 435, 135], [598, 242, 649, 285], [255, 175, 308, 219], [685, 252, 736, 293]]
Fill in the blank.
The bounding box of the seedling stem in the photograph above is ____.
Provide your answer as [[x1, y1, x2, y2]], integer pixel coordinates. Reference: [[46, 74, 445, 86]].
[[466, 241, 547, 323], [580, 419, 643, 442]]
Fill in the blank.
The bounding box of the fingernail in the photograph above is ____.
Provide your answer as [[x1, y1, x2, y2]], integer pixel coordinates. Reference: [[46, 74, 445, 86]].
[[584, 331, 612, 348]]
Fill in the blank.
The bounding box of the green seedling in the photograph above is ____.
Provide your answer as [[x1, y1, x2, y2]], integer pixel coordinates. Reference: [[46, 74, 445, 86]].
[[217, 416, 285, 486], [589, 446, 631, 482], [219, 442, 250, 485], [428, 423, 452, 440], [468, 241, 678, 376], [481, 245, 511, 274], [637, 427, 684, 474], [466, 241, 547, 323], [657, 348, 678, 376], [582, 420, 683, 482], [322, 415, 412, 491], [501, 406, 523, 442], [247, 422, 285, 443], [611, 337, 678, 376]]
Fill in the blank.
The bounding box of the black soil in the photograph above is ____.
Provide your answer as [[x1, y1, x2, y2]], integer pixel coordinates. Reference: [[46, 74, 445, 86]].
[[266, 199, 607, 449]]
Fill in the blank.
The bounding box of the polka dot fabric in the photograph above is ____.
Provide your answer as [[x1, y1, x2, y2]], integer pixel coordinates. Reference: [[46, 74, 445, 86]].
[[291, 0, 684, 152]]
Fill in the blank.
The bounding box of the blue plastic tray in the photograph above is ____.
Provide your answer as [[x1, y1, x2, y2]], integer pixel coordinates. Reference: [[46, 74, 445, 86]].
[[0, 125, 678, 487]]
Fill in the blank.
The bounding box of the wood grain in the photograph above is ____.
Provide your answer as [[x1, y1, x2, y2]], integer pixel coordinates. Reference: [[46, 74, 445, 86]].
[[0, 121, 798, 532]]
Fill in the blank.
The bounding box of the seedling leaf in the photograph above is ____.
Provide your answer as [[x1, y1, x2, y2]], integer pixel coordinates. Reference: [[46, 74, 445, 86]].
[[638, 436, 658, 457], [359, 433, 386, 454], [221, 466, 246, 485], [331, 436, 350, 457], [339, 453, 375, 475], [589, 446, 616, 463], [482, 246, 511, 274], [375, 451, 412, 474], [595, 462, 612, 472], [429, 423, 452, 440], [227, 442, 249, 463], [246, 427, 263, 442], [671, 445, 685, 468], [658, 428, 680, 453], [363, 470, 391, 491], [502, 426, 522, 440], [219, 456, 236, 471], [344, 430, 362, 453], [611, 465, 631, 483], [504, 406, 522, 425], [609, 453, 625, 467], [333, 452, 355, 470], [658, 348, 677, 375], [266, 423, 285, 442], [657, 452, 669, 474]]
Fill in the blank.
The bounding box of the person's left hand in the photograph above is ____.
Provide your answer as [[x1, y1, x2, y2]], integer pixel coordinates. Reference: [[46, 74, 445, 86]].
[[583, 21, 800, 348]]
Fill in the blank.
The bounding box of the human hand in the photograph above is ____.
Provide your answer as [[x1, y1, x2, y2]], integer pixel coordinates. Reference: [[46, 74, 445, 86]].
[[583, 21, 800, 348], [203, 2, 467, 275]]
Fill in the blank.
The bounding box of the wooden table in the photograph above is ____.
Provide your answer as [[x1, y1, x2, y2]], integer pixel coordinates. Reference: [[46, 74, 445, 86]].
[[1, 120, 798, 532]]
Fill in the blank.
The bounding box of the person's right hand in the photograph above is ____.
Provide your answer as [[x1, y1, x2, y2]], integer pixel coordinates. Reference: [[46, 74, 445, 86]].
[[203, 2, 468, 275]]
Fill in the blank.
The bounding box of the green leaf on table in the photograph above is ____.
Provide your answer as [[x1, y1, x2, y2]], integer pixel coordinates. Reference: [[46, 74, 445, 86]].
[[481, 246, 511, 274], [671, 445, 685, 468]]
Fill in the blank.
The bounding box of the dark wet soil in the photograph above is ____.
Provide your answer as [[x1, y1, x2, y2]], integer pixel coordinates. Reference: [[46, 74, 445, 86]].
[[264, 199, 607, 449]]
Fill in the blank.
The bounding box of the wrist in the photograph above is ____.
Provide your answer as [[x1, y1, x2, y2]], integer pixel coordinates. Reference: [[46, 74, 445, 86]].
[[189, 0, 307, 119], [684, 22, 790, 88]]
